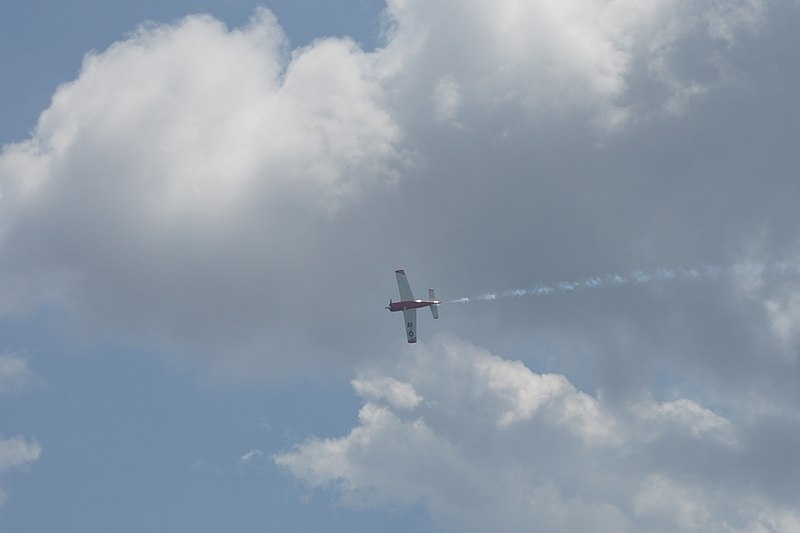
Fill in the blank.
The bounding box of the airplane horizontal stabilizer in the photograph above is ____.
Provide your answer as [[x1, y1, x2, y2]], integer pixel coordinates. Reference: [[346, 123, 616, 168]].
[[429, 288, 439, 319]]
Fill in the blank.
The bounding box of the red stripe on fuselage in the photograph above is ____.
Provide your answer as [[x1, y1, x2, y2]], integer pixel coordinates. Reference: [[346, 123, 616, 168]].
[[388, 300, 439, 312]]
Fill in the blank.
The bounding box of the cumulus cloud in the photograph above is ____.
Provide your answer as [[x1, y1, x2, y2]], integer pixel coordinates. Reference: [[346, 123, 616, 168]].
[[0, 7, 404, 378], [276, 336, 796, 532]]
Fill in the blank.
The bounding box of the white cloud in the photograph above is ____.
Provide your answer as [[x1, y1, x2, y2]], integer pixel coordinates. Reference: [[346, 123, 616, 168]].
[[0, 354, 40, 396], [19, 9, 399, 210], [239, 449, 264, 465], [634, 475, 712, 531], [431, 74, 462, 126], [764, 290, 800, 355], [0, 357, 42, 507], [276, 336, 786, 532], [0, 436, 41, 474], [351, 376, 421, 410], [632, 397, 735, 445], [633, 474, 800, 533], [1, 8, 401, 224], [704, 0, 766, 44], [380, 0, 766, 127], [732, 255, 800, 365], [0, 8, 403, 377], [0, 435, 41, 506]]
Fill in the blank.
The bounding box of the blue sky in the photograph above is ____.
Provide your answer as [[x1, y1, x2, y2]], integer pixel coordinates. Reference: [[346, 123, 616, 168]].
[[2, 1, 800, 532]]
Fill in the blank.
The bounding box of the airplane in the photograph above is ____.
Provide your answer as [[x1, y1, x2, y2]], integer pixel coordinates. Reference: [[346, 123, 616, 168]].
[[386, 269, 439, 343]]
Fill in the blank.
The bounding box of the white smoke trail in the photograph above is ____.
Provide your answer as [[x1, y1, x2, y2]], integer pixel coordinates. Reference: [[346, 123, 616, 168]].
[[444, 262, 800, 304]]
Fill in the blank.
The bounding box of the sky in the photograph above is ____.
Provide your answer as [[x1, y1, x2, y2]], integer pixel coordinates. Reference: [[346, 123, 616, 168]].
[[2, 0, 800, 531]]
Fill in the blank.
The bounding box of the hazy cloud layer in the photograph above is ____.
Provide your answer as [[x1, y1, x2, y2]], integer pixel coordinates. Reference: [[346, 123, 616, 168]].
[[277, 336, 800, 532]]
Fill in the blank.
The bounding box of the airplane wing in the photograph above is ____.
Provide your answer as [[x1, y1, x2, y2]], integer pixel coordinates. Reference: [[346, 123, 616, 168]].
[[402, 308, 417, 343], [395, 269, 415, 301]]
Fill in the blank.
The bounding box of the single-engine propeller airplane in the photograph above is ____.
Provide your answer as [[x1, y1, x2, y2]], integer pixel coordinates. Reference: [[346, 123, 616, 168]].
[[386, 269, 439, 343]]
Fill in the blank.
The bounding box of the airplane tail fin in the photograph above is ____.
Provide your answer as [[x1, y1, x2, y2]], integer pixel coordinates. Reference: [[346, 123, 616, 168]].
[[429, 289, 439, 319]]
